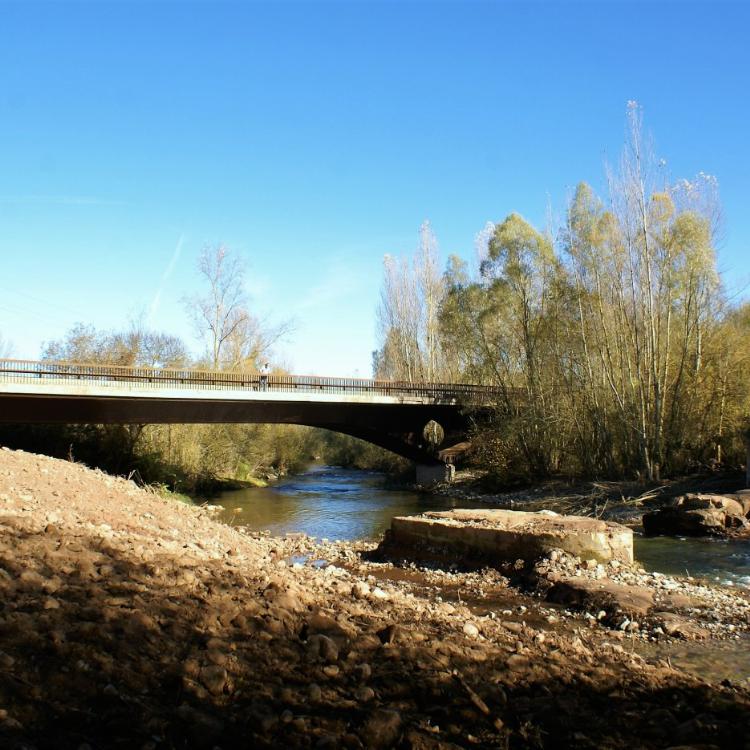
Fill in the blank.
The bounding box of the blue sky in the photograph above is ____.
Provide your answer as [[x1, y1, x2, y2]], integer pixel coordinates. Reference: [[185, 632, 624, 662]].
[[1, 0, 748, 376]]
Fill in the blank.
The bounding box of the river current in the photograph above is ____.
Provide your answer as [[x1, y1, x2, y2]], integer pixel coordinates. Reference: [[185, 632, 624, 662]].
[[212, 464, 750, 588], [211, 464, 750, 684]]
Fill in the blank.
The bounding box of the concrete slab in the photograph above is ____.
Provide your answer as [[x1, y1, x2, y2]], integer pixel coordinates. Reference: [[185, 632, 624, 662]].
[[389, 509, 633, 564]]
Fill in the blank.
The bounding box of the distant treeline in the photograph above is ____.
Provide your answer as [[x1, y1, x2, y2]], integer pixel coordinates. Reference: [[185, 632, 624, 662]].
[[0, 246, 404, 493], [373, 104, 750, 483]]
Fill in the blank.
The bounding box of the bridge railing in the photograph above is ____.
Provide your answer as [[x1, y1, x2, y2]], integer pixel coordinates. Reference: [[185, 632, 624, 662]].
[[0, 359, 498, 404]]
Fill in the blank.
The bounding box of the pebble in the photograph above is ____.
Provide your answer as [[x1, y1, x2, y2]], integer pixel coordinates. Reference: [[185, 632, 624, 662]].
[[462, 621, 480, 638], [355, 686, 375, 702], [308, 634, 339, 663]]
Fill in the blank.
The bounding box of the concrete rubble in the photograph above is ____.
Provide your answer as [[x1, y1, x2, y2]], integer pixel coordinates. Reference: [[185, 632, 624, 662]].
[[388, 508, 634, 564]]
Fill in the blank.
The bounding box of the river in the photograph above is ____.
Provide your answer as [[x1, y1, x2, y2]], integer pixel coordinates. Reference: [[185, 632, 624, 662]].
[[211, 464, 750, 588], [211, 464, 750, 684]]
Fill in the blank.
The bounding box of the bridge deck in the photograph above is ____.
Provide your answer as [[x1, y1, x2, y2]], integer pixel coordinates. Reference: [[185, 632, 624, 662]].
[[0, 360, 494, 463], [0, 360, 495, 406]]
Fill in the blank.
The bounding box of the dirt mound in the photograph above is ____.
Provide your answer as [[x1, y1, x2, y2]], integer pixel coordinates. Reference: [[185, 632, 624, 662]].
[[1, 447, 749, 749]]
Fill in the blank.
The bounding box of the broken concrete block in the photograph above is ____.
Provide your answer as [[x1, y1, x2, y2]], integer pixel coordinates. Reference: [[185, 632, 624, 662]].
[[388, 509, 633, 564]]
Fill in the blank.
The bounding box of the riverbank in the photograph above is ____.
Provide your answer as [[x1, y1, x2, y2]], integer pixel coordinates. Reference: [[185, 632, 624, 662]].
[[1, 448, 750, 749], [429, 468, 750, 526]]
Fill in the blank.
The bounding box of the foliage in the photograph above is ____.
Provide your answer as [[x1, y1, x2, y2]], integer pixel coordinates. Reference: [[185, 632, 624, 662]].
[[377, 103, 749, 483]]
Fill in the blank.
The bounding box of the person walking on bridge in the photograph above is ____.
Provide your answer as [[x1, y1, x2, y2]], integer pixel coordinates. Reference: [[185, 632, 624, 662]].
[[259, 362, 270, 392]]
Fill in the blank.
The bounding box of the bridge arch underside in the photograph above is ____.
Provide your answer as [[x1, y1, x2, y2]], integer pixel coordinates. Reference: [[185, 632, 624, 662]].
[[0, 394, 471, 465]]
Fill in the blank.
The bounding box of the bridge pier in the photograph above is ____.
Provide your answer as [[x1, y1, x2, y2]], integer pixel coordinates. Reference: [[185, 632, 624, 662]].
[[416, 463, 455, 486]]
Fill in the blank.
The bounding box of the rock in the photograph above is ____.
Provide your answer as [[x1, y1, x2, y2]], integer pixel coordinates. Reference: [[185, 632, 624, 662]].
[[362, 709, 402, 750], [352, 581, 371, 599], [307, 612, 347, 635], [506, 654, 529, 671], [546, 577, 654, 619], [643, 507, 727, 537], [199, 665, 228, 695], [355, 686, 375, 702], [307, 634, 339, 663], [388, 509, 633, 564], [377, 624, 407, 645], [462, 621, 480, 638], [678, 493, 745, 516], [308, 683, 322, 702], [653, 612, 709, 640], [354, 663, 372, 681], [643, 493, 750, 537]]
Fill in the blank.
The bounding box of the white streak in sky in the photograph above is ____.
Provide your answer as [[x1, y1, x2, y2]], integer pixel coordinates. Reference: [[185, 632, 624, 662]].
[[148, 234, 185, 324]]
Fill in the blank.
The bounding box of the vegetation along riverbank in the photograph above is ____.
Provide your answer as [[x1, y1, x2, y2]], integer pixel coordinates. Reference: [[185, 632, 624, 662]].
[[2, 446, 750, 749]]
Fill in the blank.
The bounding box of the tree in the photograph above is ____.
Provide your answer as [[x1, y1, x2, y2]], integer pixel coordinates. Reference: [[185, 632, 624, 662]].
[[43, 320, 188, 368], [183, 244, 251, 370], [416, 221, 444, 382], [374, 221, 448, 382], [184, 244, 289, 371], [0, 332, 14, 359]]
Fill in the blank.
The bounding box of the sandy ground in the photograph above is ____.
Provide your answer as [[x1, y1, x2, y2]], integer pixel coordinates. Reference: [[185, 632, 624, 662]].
[[1, 447, 749, 749]]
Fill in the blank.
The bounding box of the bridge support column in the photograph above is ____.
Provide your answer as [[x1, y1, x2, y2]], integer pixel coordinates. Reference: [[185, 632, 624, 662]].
[[416, 463, 455, 486]]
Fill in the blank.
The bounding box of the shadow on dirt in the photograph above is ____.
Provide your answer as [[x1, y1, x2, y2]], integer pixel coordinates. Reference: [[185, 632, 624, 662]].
[[0, 521, 749, 749]]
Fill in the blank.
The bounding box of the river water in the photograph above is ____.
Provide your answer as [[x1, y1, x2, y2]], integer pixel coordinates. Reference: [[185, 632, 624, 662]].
[[212, 464, 750, 684], [212, 464, 750, 588]]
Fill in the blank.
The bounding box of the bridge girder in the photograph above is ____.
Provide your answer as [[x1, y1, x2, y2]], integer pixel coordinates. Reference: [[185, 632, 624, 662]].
[[0, 392, 472, 465]]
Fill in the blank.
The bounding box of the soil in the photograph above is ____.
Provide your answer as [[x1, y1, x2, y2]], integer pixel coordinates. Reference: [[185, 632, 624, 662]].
[[1, 446, 749, 749]]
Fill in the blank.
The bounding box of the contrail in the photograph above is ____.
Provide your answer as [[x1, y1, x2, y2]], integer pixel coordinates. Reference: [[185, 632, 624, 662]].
[[148, 234, 185, 325]]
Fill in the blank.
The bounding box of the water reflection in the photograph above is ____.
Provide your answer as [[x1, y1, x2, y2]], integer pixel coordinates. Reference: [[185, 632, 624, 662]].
[[635, 534, 750, 589], [212, 465, 750, 590], [212, 464, 493, 540]]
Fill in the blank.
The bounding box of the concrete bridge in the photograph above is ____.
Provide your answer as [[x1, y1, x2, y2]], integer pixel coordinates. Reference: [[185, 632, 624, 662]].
[[0, 360, 496, 482]]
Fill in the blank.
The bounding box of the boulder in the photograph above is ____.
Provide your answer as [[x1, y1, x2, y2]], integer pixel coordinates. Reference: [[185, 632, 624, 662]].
[[546, 577, 653, 618], [676, 493, 745, 517], [643, 507, 727, 536], [652, 612, 709, 640], [643, 493, 749, 537], [388, 509, 633, 564]]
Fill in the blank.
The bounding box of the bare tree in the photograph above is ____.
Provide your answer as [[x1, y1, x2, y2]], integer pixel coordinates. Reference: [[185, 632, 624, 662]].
[[416, 220, 444, 381], [184, 244, 250, 370], [0, 332, 13, 359], [375, 222, 450, 382]]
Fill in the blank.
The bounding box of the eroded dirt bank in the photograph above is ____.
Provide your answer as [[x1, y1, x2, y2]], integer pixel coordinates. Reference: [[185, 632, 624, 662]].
[[1, 448, 749, 749]]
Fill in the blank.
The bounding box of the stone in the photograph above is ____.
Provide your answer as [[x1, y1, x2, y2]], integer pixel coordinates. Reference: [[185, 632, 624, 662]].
[[653, 612, 709, 640], [546, 577, 654, 618], [355, 686, 375, 702], [506, 654, 529, 671], [462, 621, 480, 638], [199, 665, 228, 695], [388, 509, 633, 564], [677, 493, 745, 516], [307, 634, 339, 663], [351, 581, 370, 599], [377, 624, 402, 645], [643, 507, 728, 537], [354, 663, 372, 681], [362, 709, 402, 750], [643, 493, 750, 537]]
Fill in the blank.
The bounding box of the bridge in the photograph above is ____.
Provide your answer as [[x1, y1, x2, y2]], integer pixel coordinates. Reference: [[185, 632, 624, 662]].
[[0, 359, 497, 482]]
